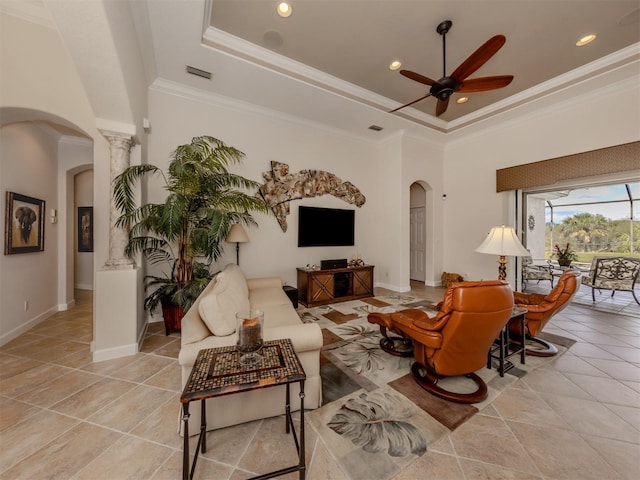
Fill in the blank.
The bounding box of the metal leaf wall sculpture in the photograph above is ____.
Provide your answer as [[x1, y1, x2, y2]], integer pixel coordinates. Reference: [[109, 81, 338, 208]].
[[257, 161, 366, 232]]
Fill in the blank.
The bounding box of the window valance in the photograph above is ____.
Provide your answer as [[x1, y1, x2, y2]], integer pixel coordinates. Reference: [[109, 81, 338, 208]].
[[496, 141, 640, 192]]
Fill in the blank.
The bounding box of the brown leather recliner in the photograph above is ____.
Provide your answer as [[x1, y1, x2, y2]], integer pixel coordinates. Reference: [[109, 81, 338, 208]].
[[368, 280, 514, 404], [510, 269, 580, 356]]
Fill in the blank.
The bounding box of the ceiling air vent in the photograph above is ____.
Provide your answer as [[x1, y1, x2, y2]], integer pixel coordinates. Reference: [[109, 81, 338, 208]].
[[186, 65, 212, 80], [368, 125, 383, 131]]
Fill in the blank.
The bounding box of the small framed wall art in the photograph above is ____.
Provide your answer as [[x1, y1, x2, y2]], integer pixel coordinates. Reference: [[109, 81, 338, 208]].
[[4, 191, 46, 255], [78, 206, 93, 253]]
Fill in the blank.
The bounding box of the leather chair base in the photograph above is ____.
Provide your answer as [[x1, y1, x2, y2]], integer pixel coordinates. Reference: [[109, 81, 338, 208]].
[[379, 334, 413, 357], [511, 335, 558, 357], [525, 336, 558, 357], [411, 362, 488, 404]]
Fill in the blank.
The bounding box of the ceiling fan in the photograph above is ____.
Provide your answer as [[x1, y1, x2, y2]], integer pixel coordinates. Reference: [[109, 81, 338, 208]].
[[391, 20, 513, 117]]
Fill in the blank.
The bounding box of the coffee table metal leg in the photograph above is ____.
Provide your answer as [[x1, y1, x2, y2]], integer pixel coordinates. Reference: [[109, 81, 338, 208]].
[[182, 403, 190, 480], [299, 381, 306, 480], [285, 383, 291, 434], [201, 400, 207, 453]]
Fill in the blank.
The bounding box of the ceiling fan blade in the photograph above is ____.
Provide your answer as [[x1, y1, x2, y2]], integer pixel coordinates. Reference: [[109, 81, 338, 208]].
[[400, 70, 439, 86], [389, 93, 433, 113], [458, 75, 514, 93], [450, 35, 506, 82], [435, 98, 450, 117]]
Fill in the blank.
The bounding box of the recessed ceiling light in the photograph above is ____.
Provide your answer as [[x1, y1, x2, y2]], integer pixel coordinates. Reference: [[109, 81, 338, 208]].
[[456, 97, 469, 104], [576, 34, 596, 46], [277, 2, 292, 18], [389, 60, 402, 70]]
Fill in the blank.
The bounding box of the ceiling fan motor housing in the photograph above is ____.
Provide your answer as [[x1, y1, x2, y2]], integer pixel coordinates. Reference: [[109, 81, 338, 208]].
[[431, 77, 458, 100]]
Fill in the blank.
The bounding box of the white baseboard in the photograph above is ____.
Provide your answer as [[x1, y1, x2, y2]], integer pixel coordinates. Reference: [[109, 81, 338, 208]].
[[92, 343, 139, 363], [0, 306, 58, 346], [374, 282, 411, 293], [57, 298, 76, 311], [137, 322, 148, 349]]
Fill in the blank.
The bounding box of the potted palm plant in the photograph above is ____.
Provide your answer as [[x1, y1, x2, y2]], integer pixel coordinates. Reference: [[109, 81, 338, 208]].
[[113, 136, 270, 334]]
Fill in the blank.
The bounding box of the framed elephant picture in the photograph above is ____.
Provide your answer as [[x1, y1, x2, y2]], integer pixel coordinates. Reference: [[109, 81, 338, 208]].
[[4, 192, 46, 255]]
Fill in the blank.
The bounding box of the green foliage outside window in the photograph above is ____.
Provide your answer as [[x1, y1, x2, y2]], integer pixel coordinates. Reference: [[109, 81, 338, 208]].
[[544, 212, 640, 262]]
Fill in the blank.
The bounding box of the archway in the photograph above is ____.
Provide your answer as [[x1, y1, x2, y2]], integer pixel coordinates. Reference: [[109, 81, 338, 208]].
[[409, 181, 435, 285], [0, 107, 93, 343]]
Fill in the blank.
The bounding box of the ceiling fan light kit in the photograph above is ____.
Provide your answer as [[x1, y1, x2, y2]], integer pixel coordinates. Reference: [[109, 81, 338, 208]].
[[391, 20, 513, 117]]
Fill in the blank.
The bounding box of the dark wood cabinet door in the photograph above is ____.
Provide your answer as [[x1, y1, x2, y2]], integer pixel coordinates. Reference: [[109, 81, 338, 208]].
[[352, 266, 374, 296], [309, 273, 334, 304]]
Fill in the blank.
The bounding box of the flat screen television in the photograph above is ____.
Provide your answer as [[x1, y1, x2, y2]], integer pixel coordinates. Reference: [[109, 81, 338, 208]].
[[298, 206, 355, 247]]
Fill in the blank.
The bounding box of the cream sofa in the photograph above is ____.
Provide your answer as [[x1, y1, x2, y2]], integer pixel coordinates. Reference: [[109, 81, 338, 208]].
[[179, 263, 323, 433]]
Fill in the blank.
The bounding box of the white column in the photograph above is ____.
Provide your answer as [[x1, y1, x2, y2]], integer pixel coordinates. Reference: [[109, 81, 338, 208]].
[[101, 132, 135, 269]]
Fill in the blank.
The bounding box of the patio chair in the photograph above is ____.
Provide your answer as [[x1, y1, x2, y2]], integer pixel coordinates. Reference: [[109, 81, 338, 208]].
[[522, 255, 554, 290], [581, 257, 640, 305]]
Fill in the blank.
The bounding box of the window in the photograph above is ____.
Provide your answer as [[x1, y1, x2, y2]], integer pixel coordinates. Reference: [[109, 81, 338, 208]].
[[523, 182, 639, 265]]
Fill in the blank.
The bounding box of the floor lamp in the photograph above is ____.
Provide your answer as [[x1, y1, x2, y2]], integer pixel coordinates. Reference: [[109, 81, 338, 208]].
[[226, 224, 249, 265], [475, 225, 529, 281]]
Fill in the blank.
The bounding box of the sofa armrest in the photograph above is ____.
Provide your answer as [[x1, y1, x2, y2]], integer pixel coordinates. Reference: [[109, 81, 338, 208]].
[[247, 277, 282, 291], [263, 323, 323, 353]]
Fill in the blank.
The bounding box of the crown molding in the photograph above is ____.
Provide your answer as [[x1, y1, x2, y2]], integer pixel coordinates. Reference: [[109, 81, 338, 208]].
[[149, 77, 389, 145], [0, 0, 55, 29], [447, 42, 640, 132], [203, 25, 640, 135]]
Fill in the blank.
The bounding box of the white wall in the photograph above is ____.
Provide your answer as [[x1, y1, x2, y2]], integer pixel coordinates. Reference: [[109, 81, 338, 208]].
[[58, 137, 94, 308], [401, 134, 445, 286], [74, 169, 94, 290], [444, 78, 640, 283], [524, 195, 547, 260], [0, 13, 111, 347], [148, 84, 405, 287], [0, 123, 59, 342]]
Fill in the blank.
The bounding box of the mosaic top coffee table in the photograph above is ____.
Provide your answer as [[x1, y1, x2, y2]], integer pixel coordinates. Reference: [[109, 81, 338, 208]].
[[180, 338, 306, 480]]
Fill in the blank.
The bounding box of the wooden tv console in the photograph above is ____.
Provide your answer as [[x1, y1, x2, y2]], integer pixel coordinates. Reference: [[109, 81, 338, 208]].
[[296, 265, 374, 307]]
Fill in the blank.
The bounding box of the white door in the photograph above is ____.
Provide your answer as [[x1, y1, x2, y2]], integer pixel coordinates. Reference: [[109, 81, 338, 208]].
[[410, 206, 426, 281]]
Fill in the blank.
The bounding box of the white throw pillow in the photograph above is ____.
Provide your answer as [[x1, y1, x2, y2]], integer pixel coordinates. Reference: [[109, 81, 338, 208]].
[[198, 270, 250, 336], [223, 263, 249, 299]]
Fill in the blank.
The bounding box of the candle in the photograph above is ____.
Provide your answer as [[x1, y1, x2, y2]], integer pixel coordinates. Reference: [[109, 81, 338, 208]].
[[238, 316, 262, 352]]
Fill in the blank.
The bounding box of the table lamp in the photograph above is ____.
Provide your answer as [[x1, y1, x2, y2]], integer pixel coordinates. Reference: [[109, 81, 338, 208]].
[[475, 225, 529, 281], [226, 224, 249, 265]]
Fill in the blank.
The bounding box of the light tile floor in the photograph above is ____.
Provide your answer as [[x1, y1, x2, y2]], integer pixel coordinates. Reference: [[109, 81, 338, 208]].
[[0, 286, 638, 479]]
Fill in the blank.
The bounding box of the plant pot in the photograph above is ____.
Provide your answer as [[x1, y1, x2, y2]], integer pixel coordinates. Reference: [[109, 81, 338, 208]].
[[160, 296, 184, 336], [557, 259, 572, 267]]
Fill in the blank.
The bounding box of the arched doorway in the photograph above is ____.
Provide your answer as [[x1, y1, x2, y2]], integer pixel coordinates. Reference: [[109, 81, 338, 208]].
[[410, 182, 427, 282], [0, 107, 93, 343]]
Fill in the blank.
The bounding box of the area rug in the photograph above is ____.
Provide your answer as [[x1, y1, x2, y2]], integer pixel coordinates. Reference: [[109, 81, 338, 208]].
[[298, 296, 573, 480]]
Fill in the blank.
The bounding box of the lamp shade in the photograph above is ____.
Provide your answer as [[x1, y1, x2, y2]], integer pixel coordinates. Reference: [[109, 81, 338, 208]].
[[475, 225, 529, 257], [226, 224, 249, 243]]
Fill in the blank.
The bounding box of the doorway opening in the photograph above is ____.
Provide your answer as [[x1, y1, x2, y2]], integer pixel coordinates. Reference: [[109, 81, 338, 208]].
[[410, 182, 427, 282], [522, 181, 639, 265]]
